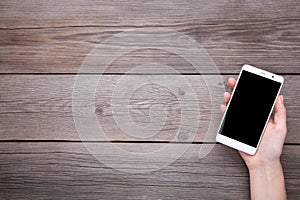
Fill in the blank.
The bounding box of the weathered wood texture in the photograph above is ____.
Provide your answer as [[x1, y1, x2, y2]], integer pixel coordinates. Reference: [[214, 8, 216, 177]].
[[0, 143, 299, 200], [1, 0, 300, 199], [2, 0, 300, 28], [0, 75, 299, 143], [0, 1, 300, 73]]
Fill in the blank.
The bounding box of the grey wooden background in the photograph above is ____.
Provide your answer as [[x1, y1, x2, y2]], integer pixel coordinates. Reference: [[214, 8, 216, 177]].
[[0, 0, 299, 199]]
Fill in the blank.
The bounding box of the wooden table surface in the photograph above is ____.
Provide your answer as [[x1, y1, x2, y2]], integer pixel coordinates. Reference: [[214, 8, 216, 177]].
[[1, 1, 300, 199]]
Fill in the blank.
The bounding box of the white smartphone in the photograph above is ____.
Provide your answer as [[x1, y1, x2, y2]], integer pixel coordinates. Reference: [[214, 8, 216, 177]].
[[216, 64, 284, 155]]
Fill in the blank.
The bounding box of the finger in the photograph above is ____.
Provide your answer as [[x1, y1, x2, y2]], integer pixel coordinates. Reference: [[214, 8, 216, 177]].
[[220, 104, 227, 114], [224, 92, 231, 105], [239, 151, 247, 157], [228, 78, 237, 91], [274, 95, 287, 129], [268, 117, 274, 125]]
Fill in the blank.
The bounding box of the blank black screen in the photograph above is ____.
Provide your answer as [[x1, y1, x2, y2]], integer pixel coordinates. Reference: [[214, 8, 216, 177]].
[[220, 71, 281, 147]]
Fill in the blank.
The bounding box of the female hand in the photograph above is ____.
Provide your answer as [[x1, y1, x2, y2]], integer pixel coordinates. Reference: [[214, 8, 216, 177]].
[[220, 77, 287, 200], [220, 77, 287, 170]]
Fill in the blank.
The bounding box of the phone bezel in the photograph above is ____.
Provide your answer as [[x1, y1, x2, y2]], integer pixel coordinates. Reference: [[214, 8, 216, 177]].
[[216, 64, 284, 155]]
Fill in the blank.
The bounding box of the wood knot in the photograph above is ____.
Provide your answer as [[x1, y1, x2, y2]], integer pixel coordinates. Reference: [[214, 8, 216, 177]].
[[177, 131, 190, 141], [94, 105, 112, 116], [178, 88, 185, 95], [94, 107, 104, 116]]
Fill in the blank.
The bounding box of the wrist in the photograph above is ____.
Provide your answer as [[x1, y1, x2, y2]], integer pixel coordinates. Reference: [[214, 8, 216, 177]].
[[248, 160, 286, 200], [248, 160, 283, 177]]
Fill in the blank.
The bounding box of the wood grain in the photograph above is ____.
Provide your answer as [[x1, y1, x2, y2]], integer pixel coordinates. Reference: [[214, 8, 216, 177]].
[[0, 74, 299, 143], [0, 1, 299, 73], [1, 0, 300, 28], [0, 1, 299, 199], [0, 143, 299, 200], [1, 21, 299, 74]]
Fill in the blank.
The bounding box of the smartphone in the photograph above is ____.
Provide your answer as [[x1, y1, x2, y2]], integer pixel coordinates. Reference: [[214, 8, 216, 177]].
[[216, 64, 284, 155]]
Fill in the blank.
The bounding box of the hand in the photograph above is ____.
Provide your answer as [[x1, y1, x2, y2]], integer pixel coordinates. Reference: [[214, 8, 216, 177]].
[[220, 78, 287, 171]]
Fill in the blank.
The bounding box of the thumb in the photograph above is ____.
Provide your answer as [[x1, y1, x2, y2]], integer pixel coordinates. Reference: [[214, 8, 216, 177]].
[[274, 95, 287, 129]]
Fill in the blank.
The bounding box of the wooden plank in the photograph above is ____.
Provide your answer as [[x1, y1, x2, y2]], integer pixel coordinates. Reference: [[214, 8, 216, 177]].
[[1, 20, 299, 74], [0, 143, 298, 199], [0, 74, 299, 143], [1, 0, 299, 28]]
